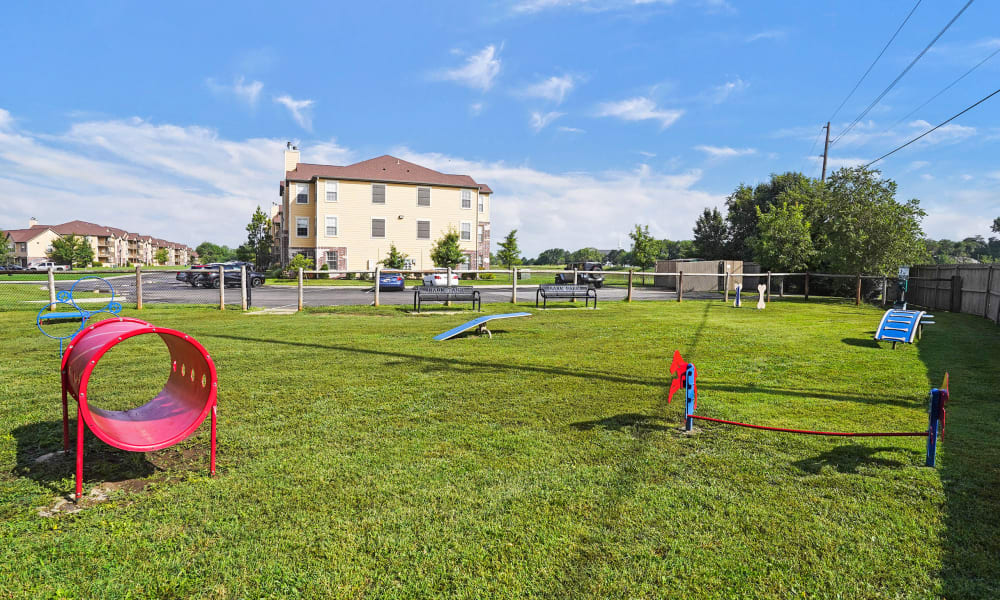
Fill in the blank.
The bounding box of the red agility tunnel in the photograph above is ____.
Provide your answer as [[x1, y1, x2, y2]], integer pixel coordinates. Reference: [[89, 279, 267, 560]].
[[61, 317, 217, 500]]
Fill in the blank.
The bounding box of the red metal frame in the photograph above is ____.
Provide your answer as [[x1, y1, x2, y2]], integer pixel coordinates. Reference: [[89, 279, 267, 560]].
[[60, 318, 218, 501]]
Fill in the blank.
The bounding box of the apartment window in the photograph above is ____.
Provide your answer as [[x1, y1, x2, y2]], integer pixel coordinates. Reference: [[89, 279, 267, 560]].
[[372, 183, 386, 204], [461, 190, 472, 209], [477, 225, 484, 243], [371, 218, 386, 238], [325, 181, 338, 202], [460, 222, 471, 241], [417, 187, 431, 207], [296, 217, 309, 237], [416, 220, 431, 240], [296, 183, 309, 204], [325, 216, 338, 237], [478, 194, 486, 212], [326, 251, 339, 269]]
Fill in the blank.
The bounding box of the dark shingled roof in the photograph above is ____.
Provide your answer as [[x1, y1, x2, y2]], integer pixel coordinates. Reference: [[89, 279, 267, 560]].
[[286, 155, 493, 194]]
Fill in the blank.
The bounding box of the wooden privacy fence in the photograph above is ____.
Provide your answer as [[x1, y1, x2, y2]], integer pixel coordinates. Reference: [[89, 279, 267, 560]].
[[908, 264, 1000, 325]]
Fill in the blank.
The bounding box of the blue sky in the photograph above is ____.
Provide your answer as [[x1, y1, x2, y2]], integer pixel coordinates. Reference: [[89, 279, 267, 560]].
[[1, 0, 997, 255]]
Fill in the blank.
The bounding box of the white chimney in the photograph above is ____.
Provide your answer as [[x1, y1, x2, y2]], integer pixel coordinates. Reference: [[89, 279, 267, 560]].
[[29, 217, 37, 228], [284, 144, 300, 174]]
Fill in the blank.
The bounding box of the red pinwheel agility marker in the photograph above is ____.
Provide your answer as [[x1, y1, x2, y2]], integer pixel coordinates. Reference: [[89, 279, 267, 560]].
[[60, 317, 218, 501]]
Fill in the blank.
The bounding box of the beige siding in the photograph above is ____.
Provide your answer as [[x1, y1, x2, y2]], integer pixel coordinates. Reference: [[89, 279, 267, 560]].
[[18, 230, 61, 263], [287, 181, 316, 247]]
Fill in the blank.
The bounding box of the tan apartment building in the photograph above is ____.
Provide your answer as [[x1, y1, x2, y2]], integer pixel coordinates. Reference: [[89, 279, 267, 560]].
[[278, 146, 493, 271], [3, 227, 61, 266], [2, 219, 192, 267]]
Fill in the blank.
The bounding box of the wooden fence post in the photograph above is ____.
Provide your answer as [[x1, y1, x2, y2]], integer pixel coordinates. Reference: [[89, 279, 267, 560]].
[[240, 265, 247, 311], [297, 268, 304, 312], [766, 271, 772, 303], [135, 265, 143, 310], [512, 267, 518, 304], [779, 276, 784, 298], [627, 270, 633, 302], [984, 265, 994, 319], [218, 264, 225, 311], [950, 275, 962, 313], [677, 271, 684, 303], [804, 272, 810, 301], [724, 270, 730, 303], [855, 274, 861, 306], [882, 275, 887, 307], [47, 268, 56, 305], [374, 265, 381, 307]]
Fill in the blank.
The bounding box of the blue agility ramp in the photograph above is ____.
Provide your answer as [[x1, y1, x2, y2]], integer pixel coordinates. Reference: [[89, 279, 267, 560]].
[[433, 312, 532, 341], [875, 308, 934, 348]]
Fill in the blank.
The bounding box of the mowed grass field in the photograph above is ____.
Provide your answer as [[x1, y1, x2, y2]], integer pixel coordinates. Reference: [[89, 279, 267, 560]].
[[0, 299, 997, 599]]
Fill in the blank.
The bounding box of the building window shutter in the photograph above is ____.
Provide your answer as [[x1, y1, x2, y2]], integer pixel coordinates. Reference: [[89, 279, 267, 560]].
[[372, 218, 386, 238], [372, 184, 386, 204], [417, 220, 430, 239], [417, 187, 431, 206]]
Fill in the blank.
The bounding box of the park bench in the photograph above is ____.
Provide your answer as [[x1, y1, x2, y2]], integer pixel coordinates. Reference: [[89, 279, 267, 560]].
[[413, 286, 481, 313], [535, 284, 597, 308]]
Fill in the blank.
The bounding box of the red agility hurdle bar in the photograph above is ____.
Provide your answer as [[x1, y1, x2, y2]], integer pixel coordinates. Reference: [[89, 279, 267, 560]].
[[666, 351, 948, 467], [61, 318, 218, 500]]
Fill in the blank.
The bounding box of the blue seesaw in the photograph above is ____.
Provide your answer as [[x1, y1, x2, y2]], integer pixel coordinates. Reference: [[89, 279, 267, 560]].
[[36, 276, 122, 356], [433, 312, 532, 341], [874, 308, 934, 349]]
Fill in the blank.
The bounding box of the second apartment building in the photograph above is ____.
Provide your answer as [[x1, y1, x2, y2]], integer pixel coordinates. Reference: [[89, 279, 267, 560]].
[[279, 147, 492, 271]]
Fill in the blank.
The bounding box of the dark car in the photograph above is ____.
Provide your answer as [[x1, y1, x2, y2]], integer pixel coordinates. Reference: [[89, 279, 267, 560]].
[[204, 263, 266, 288], [177, 263, 224, 286], [555, 261, 604, 288], [2, 264, 25, 273], [378, 271, 405, 291]]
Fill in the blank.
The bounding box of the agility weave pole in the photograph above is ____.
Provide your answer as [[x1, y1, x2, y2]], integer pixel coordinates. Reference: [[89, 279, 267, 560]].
[[61, 317, 218, 501], [666, 350, 948, 467]]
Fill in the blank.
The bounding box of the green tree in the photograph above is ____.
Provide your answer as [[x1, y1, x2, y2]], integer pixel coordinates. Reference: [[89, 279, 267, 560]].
[[0, 232, 14, 265], [571, 247, 604, 263], [235, 243, 255, 262], [725, 172, 821, 260], [629, 224, 659, 270], [381, 243, 409, 269], [154, 248, 170, 265], [992, 217, 1000, 234], [605, 248, 627, 265], [48, 234, 95, 267], [195, 242, 236, 264], [496, 229, 522, 268], [750, 202, 815, 272], [692, 208, 729, 260], [815, 166, 927, 275], [245, 206, 274, 269], [535, 248, 568, 266], [288, 253, 314, 271], [430, 227, 465, 268]]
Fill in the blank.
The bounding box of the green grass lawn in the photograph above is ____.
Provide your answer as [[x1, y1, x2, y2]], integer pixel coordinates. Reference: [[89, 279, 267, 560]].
[[0, 299, 997, 598]]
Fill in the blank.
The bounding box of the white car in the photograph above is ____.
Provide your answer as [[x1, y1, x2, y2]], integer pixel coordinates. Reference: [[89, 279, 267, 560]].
[[422, 272, 460, 286], [29, 261, 70, 271]]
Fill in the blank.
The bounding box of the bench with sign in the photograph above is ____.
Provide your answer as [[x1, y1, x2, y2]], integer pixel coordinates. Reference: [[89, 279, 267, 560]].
[[535, 284, 597, 308], [413, 286, 481, 312]]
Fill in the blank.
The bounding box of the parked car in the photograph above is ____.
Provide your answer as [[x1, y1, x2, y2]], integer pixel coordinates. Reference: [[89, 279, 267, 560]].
[[203, 263, 266, 288], [28, 261, 70, 271], [177, 263, 224, 286], [555, 261, 604, 288], [378, 271, 406, 291], [422, 271, 460, 286], [2, 264, 25, 273]]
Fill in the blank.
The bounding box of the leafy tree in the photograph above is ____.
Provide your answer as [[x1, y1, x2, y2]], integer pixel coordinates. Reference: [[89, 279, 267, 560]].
[[288, 253, 314, 271], [195, 241, 236, 264], [629, 224, 659, 270], [605, 248, 627, 265], [0, 232, 14, 265], [155, 248, 170, 265], [496, 229, 522, 268], [381, 243, 409, 269], [992, 217, 1000, 234], [725, 172, 821, 260], [692, 208, 729, 260], [750, 202, 815, 272], [571, 247, 604, 263], [815, 166, 927, 275], [535, 248, 568, 266], [245, 206, 274, 269], [430, 227, 465, 268], [48, 234, 95, 267]]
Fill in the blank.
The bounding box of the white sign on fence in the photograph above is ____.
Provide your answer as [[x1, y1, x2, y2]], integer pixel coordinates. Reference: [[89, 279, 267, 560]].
[[898, 266, 910, 279]]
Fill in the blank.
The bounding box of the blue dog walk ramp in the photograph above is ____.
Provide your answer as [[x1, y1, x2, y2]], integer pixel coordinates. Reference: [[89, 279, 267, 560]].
[[433, 312, 532, 341], [875, 308, 933, 348]]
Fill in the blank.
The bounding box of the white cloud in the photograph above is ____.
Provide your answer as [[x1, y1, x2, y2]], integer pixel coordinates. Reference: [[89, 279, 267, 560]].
[[470, 102, 485, 116], [920, 173, 934, 181], [434, 45, 502, 92], [961, 174, 974, 181], [596, 97, 683, 129], [391, 146, 719, 254], [806, 155, 868, 170], [908, 160, 930, 171], [274, 95, 315, 131], [557, 126, 585, 133], [709, 77, 748, 103], [530, 111, 564, 132], [695, 145, 756, 158], [519, 75, 578, 104], [207, 76, 264, 106], [746, 30, 786, 42], [638, 151, 656, 158], [512, 0, 677, 14]]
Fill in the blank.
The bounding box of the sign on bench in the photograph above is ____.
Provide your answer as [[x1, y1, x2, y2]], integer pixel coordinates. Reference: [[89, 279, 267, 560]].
[[413, 286, 481, 312], [536, 284, 597, 308]]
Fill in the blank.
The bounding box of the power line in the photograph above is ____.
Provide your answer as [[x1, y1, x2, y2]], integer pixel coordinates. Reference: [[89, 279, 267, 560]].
[[831, 0, 975, 146], [864, 85, 1000, 167], [885, 45, 1000, 131], [827, 0, 923, 124], [800, 126, 826, 176]]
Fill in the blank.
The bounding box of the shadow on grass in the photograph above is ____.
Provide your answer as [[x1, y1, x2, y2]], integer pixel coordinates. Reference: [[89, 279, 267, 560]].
[[570, 413, 671, 437], [841, 337, 881, 349], [791, 445, 917, 474], [11, 420, 156, 497]]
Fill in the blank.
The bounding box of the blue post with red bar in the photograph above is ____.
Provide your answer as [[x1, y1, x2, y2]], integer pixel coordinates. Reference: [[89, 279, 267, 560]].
[[684, 364, 696, 432], [926, 388, 946, 467]]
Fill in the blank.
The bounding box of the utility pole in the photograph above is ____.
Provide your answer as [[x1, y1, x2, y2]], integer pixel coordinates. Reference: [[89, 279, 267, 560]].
[[821, 121, 830, 182]]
